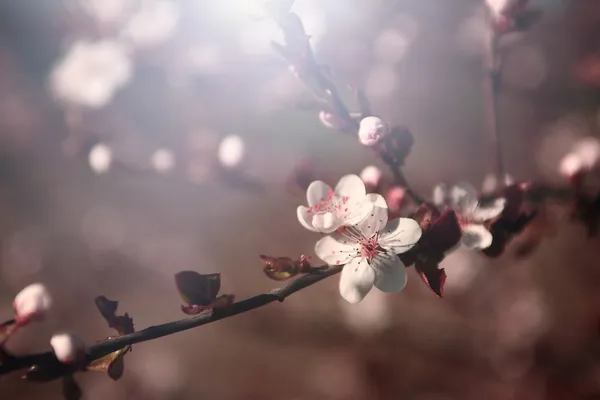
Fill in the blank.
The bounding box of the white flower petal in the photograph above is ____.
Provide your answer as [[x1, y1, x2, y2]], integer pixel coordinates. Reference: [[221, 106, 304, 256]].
[[432, 183, 448, 207], [472, 198, 506, 222], [372, 252, 407, 293], [379, 217, 422, 254], [315, 234, 358, 265], [339, 258, 375, 304], [312, 212, 339, 233], [461, 224, 493, 249], [450, 182, 479, 215], [334, 174, 366, 199], [343, 198, 375, 226], [356, 194, 388, 238], [297, 206, 318, 232], [13, 283, 52, 323], [51, 333, 85, 364], [306, 180, 332, 207]]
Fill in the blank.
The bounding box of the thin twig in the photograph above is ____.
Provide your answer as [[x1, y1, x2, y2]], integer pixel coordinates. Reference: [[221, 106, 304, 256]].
[[0, 265, 342, 376]]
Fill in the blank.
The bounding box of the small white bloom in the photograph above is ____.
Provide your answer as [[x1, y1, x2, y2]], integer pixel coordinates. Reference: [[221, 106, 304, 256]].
[[49, 40, 132, 108], [360, 165, 382, 188], [358, 116, 389, 147], [123, 0, 179, 47], [218, 135, 244, 169], [432, 182, 505, 250], [89, 143, 113, 174], [559, 137, 600, 178], [486, 0, 518, 16], [13, 283, 52, 324], [297, 175, 373, 233], [50, 333, 85, 364], [151, 148, 175, 173], [315, 194, 422, 304]]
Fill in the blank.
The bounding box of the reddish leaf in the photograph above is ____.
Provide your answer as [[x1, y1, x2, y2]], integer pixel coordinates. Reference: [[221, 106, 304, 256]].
[[416, 261, 446, 298], [181, 294, 236, 315], [86, 344, 131, 381], [94, 296, 134, 335], [62, 375, 82, 400], [426, 210, 462, 253], [175, 271, 221, 307], [260, 254, 315, 281]]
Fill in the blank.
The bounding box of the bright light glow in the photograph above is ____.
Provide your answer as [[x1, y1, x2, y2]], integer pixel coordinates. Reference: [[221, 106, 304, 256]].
[[81, 0, 129, 24], [89, 143, 112, 174], [124, 0, 180, 47], [151, 148, 175, 173], [218, 135, 245, 168]]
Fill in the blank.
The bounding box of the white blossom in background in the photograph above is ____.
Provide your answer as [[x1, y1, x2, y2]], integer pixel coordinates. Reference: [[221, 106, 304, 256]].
[[151, 148, 175, 174], [13, 283, 52, 324], [50, 40, 132, 108], [486, 0, 519, 17], [358, 116, 389, 146], [297, 175, 373, 233], [482, 173, 515, 195], [315, 194, 421, 304], [123, 0, 180, 47], [374, 29, 409, 64], [433, 183, 505, 249], [81, 0, 130, 25], [218, 135, 245, 169], [50, 333, 85, 364], [559, 137, 600, 178], [318, 111, 345, 130], [360, 165, 382, 188], [89, 143, 113, 174]]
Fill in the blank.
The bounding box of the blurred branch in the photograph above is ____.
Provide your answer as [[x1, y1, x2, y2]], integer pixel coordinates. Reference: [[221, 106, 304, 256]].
[[0, 265, 342, 376]]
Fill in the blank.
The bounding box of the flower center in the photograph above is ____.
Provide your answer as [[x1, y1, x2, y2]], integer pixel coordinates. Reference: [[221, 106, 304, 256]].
[[306, 190, 351, 219], [359, 236, 382, 262]]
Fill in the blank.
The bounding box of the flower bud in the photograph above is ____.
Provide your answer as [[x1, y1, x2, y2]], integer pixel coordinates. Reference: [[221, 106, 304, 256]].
[[358, 116, 389, 146], [318, 111, 345, 131], [50, 333, 85, 364], [360, 165, 382, 190], [13, 283, 52, 325]]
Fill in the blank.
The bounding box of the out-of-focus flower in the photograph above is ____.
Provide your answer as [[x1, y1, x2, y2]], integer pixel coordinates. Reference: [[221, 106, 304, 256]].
[[482, 173, 515, 195], [297, 175, 373, 233], [81, 0, 131, 25], [123, 0, 180, 47], [433, 183, 505, 249], [315, 194, 421, 304], [13, 283, 52, 325], [359, 165, 382, 191], [386, 186, 406, 215], [486, 0, 523, 17], [559, 137, 600, 180], [151, 148, 175, 174], [89, 143, 113, 174], [358, 116, 389, 146], [50, 40, 132, 108], [217, 135, 245, 169], [318, 111, 346, 131], [50, 333, 85, 364]]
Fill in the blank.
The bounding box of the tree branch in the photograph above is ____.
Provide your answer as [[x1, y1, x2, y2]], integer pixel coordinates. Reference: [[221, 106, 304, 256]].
[[0, 265, 343, 376]]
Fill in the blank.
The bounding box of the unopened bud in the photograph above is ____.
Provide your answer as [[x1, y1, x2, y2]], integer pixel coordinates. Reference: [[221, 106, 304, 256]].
[[50, 333, 85, 364], [360, 165, 382, 190], [358, 116, 389, 146], [13, 283, 52, 325], [386, 186, 406, 213]]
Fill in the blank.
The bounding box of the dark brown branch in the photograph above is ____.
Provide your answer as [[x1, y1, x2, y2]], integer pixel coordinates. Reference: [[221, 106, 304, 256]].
[[0, 265, 343, 376]]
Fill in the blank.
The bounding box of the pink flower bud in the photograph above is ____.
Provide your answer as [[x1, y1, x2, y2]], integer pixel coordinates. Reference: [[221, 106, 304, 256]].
[[50, 333, 85, 364], [360, 165, 382, 190], [358, 116, 389, 146], [386, 186, 406, 213], [13, 283, 52, 325]]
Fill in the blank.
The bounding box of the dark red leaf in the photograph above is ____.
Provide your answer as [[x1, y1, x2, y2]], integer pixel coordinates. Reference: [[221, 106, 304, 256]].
[[86, 344, 132, 381], [415, 261, 446, 298], [426, 210, 462, 253], [181, 295, 235, 315], [260, 254, 314, 281], [175, 271, 221, 307], [94, 296, 134, 335]]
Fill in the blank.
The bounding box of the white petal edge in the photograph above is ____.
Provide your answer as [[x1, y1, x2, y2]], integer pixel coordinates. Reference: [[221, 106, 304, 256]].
[[334, 174, 366, 200], [315, 234, 357, 265], [297, 206, 318, 232], [472, 198, 506, 222], [306, 180, 332, 207], [343, 197, 375, 226], [312, 212, 340, 233], [432, 183, 448, 207], [339, 258, 375, 304], [356, 193, 388, 238], [372, 252, 407, 293], [450, 182, 479, 215], [461, 224, 493, 249], [379, 217, 422, 254]]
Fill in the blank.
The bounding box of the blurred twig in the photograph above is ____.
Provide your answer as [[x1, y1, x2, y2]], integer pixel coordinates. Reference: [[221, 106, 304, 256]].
[[0, 265, 342, 376]]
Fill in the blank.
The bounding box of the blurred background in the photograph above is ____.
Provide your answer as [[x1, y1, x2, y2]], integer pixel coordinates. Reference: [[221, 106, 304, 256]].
[[0, 0, 600, 399]]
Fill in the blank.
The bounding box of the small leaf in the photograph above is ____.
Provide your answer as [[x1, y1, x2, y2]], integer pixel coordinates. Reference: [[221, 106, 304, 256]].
[[94, 296, 134, 335], [181, 294, 236, 315], [175, 271, 221, 307], [62, 375, 82, 400], [427, 210, 462, 252], [260, 254, 316, 281], [86, 345, 131, 381], [415, 261, 446, 298]]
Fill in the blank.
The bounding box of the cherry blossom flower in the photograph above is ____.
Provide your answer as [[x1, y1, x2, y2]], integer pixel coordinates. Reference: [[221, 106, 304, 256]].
[[13, 283, 52, 325], [49, 40, 132, 108], [297, 174, 374, 233], [559, 137, 600, 180], [123, 0, 180, 47], [433, 182, 505, 249], [314, 194, 422, 304], [358, 116, 389, 146], [50, 333, 85, 364], [359, 165, 382, 190]]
